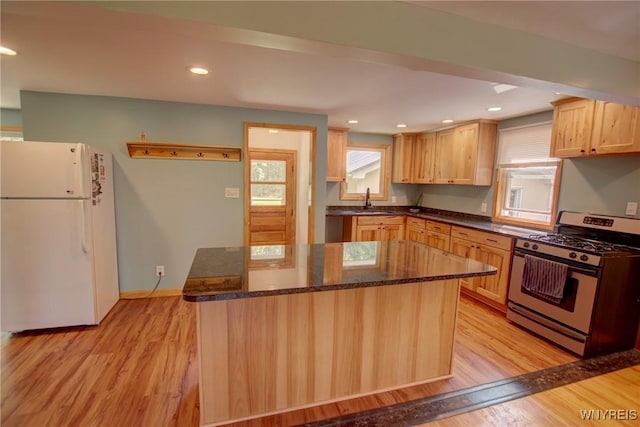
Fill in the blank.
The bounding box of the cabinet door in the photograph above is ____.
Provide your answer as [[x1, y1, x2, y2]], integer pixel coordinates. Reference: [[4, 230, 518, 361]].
[[433, 129, 456, 184], [473, 245, 510, 304], [449, 237, 476, 291], [550, 99, 595, 157], [406, 226, 426, 243], [426, 232, 450, 251], [392, 134, 415, 183], [412, 132, 436, 184], [450, 123, 479, 185], [591, 101, 640, 155], [355, 225, 381, 242], [381, 224, 405, 241], [327, 128, 347, 182]]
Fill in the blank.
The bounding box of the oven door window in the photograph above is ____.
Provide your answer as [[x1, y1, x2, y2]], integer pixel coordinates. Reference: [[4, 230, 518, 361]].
[[522, 275, 578, 312]]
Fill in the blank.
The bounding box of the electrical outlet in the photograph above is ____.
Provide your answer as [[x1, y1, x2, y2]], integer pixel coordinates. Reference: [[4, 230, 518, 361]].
[[391, 196, 397, 203], [480, 202, 487, 213], [225, 187, 240, 198], [625, 202, 638, 216], [156, 265, 165, 276]]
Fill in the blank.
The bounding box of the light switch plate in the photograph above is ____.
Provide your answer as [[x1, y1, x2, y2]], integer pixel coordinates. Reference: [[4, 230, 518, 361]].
[[625, 202, 638, 216], [225, 187, 240, 198], [480, 202, 487, 213]]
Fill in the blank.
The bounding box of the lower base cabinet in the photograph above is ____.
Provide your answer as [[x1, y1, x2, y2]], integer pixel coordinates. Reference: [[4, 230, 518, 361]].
[[406, 217, 450, 250], [345, 215, 513, 312], [449, 226, 513, 310], [343, 216, 405, 241]]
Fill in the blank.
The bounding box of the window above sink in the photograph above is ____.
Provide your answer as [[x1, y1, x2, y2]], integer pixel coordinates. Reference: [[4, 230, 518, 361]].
[[340, 143, 390, 201]]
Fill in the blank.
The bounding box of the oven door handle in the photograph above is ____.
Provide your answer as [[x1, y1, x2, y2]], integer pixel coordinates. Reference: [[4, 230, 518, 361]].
[[513, 251, 599, 277]]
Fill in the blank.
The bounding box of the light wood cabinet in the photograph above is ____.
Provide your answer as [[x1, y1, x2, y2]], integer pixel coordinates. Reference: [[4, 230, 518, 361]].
[[425, 220, 451, 250], [412, 132, 437, 184], [550, 97, 640, 158], [392, 131, 437, 184], [591, 101, 640, 154], [406, 217, 427, 243], [434, 121, 497, 186], [550, 98, 596, 157], [391, 133, 417, 183], [449, 226, 513, 309], [406, 217, 450, 250], [344, 215, 405, 242], [327, 127, 348, 182]]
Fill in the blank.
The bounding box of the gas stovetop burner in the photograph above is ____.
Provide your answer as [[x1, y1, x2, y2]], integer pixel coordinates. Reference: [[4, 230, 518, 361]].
[[528, 233, 636, 254]]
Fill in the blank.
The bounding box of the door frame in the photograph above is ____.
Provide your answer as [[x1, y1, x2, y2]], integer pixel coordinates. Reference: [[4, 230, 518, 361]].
[[243, 122, 317, 246]]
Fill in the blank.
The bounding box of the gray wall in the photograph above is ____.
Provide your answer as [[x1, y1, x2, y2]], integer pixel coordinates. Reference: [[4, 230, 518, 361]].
[[325, 132, 419, 207], [20, 91, 328, 292], [559, 157, 640, 216], [0, 108, 22, 127], [418, 110, 640, 219]]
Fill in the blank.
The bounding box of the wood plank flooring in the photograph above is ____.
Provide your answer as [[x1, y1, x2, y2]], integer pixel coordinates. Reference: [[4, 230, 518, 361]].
[[427, 365, 640, 426], [1, 297, 199, 427], [0, 294, 633, 426]]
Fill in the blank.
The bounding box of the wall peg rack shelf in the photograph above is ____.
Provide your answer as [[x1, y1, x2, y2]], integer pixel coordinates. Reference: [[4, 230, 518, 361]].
[[126, 142, 241, 162]]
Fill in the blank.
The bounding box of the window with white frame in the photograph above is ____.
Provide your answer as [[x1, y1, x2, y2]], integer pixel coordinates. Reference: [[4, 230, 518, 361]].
[[493, 122, 562, 229]]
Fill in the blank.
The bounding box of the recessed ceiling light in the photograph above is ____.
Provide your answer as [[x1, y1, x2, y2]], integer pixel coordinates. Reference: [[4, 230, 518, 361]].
[[487, 107, 502, 112], [347, 119, 358, 124], [396, 124, 407, 128], [0, 46, 17, 56], [441, 119, 454, 124], [268, 129, 279, 134], [189, 66, 209, 75]]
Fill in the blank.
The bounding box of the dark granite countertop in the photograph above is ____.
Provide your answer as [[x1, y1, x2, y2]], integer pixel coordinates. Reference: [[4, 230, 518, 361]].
[[183, 241, 497, 302], [326, 206, 546, 239]]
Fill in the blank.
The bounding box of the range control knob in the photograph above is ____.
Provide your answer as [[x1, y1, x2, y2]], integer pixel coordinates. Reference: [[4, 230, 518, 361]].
[[523, 242, 530, 248], [532, 244, 539, 250], [580, 254, 589, 262], [569, 252, 577, 259]]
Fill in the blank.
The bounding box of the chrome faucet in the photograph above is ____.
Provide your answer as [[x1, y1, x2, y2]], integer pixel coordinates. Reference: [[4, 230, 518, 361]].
[[364, 187, 372, 209]]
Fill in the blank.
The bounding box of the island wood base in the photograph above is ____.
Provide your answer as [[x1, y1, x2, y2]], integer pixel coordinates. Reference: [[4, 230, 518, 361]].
[[197, 279, 461, 426]]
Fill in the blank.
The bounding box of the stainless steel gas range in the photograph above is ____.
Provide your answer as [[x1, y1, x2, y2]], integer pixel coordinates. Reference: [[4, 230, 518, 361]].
[[507, 211, 640, 356]]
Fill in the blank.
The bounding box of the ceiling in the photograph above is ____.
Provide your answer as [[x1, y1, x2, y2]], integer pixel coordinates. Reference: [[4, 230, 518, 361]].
[[1, 1, 638, 135]]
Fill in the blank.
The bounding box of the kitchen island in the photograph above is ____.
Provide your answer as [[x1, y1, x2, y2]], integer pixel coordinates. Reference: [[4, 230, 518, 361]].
[[183, 240, 496, 426]]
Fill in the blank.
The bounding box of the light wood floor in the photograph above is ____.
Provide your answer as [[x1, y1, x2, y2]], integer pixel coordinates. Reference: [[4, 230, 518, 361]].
[[427, 365, 640, 426], [0, 295, 635, 426]]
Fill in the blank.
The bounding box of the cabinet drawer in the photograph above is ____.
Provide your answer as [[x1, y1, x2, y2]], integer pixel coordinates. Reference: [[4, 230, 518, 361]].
[[357, 215, 405, 226], [450, 226, 512, 250], [406, 217, 426, 229], [426, 221, 451, 234]]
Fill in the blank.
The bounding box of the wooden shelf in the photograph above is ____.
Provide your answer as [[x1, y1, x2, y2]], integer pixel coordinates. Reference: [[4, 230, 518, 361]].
[[126, 142, 242, 161]]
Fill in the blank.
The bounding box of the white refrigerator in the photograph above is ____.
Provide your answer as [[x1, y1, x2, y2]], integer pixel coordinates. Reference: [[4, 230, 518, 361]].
[[1, 141, 120, 331]]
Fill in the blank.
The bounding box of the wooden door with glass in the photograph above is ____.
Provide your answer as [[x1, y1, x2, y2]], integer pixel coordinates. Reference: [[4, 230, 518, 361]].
[[246, 150, 296, 245]]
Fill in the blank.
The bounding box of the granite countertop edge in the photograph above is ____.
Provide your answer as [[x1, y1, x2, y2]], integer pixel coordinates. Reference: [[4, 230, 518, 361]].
[[183, 268, 496, 302], [326, 206, 546, 238]]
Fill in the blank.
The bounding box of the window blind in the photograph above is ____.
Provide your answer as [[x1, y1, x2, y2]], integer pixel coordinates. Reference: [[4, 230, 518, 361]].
[[498, 122, 554, 164]]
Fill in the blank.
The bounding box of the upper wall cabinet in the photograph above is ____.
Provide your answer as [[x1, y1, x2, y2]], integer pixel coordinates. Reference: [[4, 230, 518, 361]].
[[412, 132, 437, 184], [392, 121, 496, 186], [434, 121, 497, 186], [391, 133, 417, 183], [550, 97, 640, 158], [326, 127, 348, 182], [591, 101, 640, 154]]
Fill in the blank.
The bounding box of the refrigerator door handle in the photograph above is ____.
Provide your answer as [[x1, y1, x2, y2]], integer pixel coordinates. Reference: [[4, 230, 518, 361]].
[[79, 199, 89, 254], [77, 143, 87, 197]]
